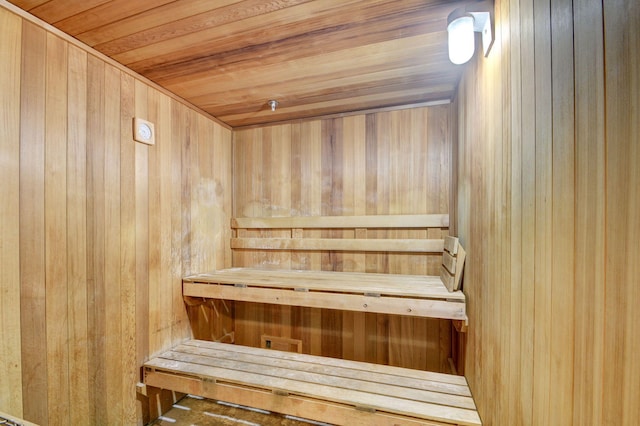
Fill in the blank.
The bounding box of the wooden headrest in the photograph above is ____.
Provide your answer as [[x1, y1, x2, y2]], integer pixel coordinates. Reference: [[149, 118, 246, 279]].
[[439, 236, 466, 292]]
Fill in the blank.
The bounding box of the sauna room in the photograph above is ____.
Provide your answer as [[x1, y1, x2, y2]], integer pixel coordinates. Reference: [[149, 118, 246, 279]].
[[0, 0, 638, 425]]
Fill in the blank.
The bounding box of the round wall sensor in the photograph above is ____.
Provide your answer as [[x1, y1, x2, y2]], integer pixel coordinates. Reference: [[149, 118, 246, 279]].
[[133, 117, 155, 145]]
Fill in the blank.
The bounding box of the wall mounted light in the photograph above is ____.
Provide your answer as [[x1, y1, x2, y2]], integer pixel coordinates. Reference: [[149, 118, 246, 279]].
[[268, 100, 279, 111], [447, 8, 493, 65]]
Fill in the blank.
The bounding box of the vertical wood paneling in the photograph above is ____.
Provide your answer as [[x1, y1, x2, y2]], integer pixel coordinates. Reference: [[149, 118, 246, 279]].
[[134, 80, 150, 367], [18, 20, 47, 424], [103, 62, 122, 425], [0, 6, 23, 418], [231, 106, 453, 371], [603, 0, 640, 424], [119, 71, 138, 425], [147, 86, 161, 357], [67, 44, 90, 425], [0, 5, 232, 422], [44, 32, 70, 426], [549, 0, 575, 423], [87, 53, 106, 423], [573, 1, 605, 424], [457, 0, 640, 425]]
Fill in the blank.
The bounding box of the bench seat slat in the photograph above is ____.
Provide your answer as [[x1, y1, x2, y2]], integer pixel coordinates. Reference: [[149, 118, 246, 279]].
[[183, 268, 467, 321], [165, 344, 476, 409], [144, 340, 481, 426], [182, 339, 469, 389], [184, 282, 466, 320], [184, 268, 464, 301]]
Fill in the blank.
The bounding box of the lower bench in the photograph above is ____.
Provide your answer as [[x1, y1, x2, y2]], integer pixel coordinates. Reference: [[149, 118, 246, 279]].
[[144, 339, 481, 426]]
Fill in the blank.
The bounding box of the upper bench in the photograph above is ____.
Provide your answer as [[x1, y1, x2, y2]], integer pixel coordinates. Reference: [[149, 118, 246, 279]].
[[183, 214, 467, 324]]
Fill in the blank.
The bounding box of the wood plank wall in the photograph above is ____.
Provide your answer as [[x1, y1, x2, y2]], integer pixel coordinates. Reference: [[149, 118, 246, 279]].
[[456, 0, 640, 424], [0, 6, 232, 425], [223, 107, 454, 372]]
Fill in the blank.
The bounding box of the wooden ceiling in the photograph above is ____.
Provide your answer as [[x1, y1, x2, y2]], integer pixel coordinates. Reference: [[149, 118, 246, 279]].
[[9, 0, 475, 127]]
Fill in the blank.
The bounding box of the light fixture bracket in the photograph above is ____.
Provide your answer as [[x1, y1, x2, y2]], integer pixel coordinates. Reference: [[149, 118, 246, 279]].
[[469, 12, 493, 57]]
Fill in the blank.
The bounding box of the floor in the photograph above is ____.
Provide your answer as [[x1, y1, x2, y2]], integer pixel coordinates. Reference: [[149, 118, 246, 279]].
[[149, 394, 333, 426]]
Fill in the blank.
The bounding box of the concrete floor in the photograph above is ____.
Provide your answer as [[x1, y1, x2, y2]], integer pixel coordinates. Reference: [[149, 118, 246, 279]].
[[149, 394, 333, 426]]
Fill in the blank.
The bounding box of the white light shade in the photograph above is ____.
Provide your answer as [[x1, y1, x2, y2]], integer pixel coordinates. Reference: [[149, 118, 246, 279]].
[[447, 15, 475, 65]]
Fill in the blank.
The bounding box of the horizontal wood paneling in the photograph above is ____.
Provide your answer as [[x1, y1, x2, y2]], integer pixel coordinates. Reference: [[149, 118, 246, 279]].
[[0, 6, 232, 424], [224, 106, 454, 372], [5, 0, 474, 127], [457, 0, 640, 424]]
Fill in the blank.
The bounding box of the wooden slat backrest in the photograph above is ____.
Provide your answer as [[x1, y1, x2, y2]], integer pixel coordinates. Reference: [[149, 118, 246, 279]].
[[439, 236, 466, 292], [231, 214, 465, 292], [231, 214, 449, 254]]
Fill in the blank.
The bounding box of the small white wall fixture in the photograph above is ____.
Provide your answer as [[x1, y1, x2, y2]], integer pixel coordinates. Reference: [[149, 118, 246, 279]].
[[447, 6, 494, 65]]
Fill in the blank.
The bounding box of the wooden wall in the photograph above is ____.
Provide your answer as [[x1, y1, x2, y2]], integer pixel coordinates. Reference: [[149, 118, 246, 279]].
[[457, 0, 640, 424], [0, 5, 232, 425], [224, 106, 455, 372]]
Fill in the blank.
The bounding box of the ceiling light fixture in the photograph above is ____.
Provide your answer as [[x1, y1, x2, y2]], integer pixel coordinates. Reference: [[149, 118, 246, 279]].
[[447, 7, 493, 65], [268, 100, 279, 111]]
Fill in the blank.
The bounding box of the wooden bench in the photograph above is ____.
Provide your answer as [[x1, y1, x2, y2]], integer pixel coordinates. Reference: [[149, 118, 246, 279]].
[[0, 411, 38, 426], [184, 214, 468, 323], [145, 214, 478, 425], [144, 339, 481, 426]]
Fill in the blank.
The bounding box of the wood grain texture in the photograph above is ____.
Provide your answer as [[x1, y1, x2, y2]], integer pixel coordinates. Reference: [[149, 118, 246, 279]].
[[144, 340, 481, 426], [457, 0, 640, 424], [6, 0, 476, 127], [0, 5, 233, 423], [0, 6, 23, 418], [18, 19, 47, 424], [603, 0, 640, 424], [227, 106, 454, 372], [66, 43, 91, 425], [44, 32, 70, 425]]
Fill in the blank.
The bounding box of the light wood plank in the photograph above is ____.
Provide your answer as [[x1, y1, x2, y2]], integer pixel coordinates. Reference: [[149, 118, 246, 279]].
[[443, 236, 459, 255], [187, 340, 468, 386], [44, 31, 70, 426], [232, 214, 450, 229], [549, 0, 576, 423], [119, 70, 138, 425], [134, 79, 150, 369], [452, 245, 466, 292], [185, 268, 464, 300], [440, 266, 455, 293], [66, 43, 90, 425], [87, 52, 106, 418], [146, 357, 473, 424], [86, 50, 105, 426], [532, 0, 554, 422], [145, 370, 451, 426], [0, 6, 23, 418], [172, 344, 474, 407], [185, 283, 466, 321], [18, 19, 47, 424], [572, 0, 605, 420], [147, 86, 164, 359], [603, 1, 640, 424], [442, 251, 457, 275], [0, 412, 38, 426], [104, 62, 123, 425], [231, 237, 445, 253]]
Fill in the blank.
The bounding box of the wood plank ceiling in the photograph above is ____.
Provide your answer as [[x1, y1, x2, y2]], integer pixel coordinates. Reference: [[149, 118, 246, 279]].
[[9, 0, 476, 127]]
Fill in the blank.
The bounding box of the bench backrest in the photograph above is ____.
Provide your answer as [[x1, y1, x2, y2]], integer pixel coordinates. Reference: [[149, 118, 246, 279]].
[[231, 214, 465, 292], [232, 214, 449, 253], [440, 236, 466, 292]]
